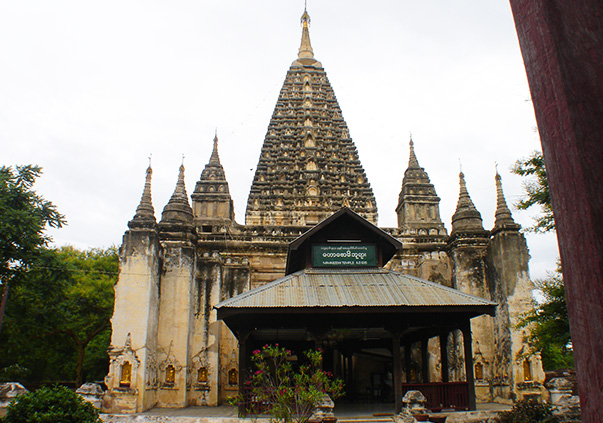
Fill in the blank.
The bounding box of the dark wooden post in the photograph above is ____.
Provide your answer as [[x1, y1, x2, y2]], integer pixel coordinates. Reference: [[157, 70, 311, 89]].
[[461, 322, 476, 411], [440, 331, 449, 383], [421, 338, 429, 383], [393, 333, 402, 413], [508, 2, 603, 420], [404, 342, 412, 383], [238, 329, 252, 416]]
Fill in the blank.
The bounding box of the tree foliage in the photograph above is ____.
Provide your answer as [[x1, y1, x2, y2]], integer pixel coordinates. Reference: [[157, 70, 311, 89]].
[[235, 345, 344, 423], [0, 165, 65, 282], [518, 265, 573, 370], [1, 385, 102, 423], [513, 152, 572, 369], [512, 151, 554, 233], [0, 247, 117, 387]]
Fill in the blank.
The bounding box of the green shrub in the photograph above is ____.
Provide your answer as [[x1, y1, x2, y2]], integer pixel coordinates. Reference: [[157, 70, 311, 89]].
[[232, 344, 344, 423], [1, 385, 101, 423], [495, 399, 560, 423]]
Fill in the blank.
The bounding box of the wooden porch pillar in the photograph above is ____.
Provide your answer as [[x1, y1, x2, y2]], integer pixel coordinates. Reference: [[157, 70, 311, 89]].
[[237, 329, 252, 416], [393, 333, 402, 414], [440, 331, 449, 383], [461, 322, 476, 411], [404, 342, 411, 383], [421, 338, 429, 383]]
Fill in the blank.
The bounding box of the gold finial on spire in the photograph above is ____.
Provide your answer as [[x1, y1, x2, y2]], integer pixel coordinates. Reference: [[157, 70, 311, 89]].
[[301, 0, 310, 27], [148, 153, 152, 168], [181, 154, 185, 166], [297, 1, 315, 62]]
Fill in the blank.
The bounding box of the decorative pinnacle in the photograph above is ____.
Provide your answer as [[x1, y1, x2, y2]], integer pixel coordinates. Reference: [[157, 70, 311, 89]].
[[408, 136, 420, 168], [494, 171, 516, 228], [456, 171, 478, 213], [175, 165, 187, 198], [209, 131, 220, 164], [298, 4, 314, 60]]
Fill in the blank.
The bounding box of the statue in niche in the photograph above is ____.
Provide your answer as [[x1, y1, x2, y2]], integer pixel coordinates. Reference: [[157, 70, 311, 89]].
[[198, 367, 209, 383], [166, 365, 176, 384], [523, 359, 532, 381], [228, 368, 238, 386], [120, 361, 132, 387]]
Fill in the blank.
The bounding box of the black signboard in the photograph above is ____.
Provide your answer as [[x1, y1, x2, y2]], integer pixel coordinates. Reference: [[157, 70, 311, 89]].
[[312, 244, 376, 267]]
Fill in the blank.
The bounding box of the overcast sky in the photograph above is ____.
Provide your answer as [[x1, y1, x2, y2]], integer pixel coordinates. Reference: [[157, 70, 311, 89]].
[[0, 1, 559, 279]]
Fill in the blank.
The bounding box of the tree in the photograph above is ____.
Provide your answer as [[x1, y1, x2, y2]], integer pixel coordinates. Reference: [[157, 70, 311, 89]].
[[56, 247, 117, 386], [235, 345, 344, 423], [519, 265, 573, 370], [0, 165, 65, 334], [512, 151, 554, 233], [513, 152, 572, 369], [0, 246, 118, 387]]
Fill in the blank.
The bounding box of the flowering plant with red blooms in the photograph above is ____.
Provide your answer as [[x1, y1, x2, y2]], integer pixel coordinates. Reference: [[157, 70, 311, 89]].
[[231, 344, 344, 423]]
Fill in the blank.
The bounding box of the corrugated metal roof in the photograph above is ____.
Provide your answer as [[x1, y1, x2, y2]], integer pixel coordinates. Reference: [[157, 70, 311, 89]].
[[215, 268, 496, 309]]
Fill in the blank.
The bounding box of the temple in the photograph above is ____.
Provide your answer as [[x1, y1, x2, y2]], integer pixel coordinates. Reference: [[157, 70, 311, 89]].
[[103, 7, 545, 414]]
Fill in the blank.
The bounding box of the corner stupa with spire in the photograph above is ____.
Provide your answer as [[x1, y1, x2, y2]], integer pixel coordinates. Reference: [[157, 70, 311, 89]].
[[395, 136, 446, 236], [159, 161, 193, 228], [128, 160, 156, 229], [451, 169, 486, 236], [492, 170, 521, 234], [192, 132, 235, 226]]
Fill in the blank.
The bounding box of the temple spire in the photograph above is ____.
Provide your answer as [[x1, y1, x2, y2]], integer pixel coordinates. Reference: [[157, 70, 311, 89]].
[[209, 131, 220, 164], [408, 136, 420, 168], [494, 171, 519, 230], [298, 4, 314, 60], [292, 4, 320, 67], [160, 164, 193, 225], [128, 164, 156, 229], [248, 6, 374, 226], [451, 171, 484, 234]]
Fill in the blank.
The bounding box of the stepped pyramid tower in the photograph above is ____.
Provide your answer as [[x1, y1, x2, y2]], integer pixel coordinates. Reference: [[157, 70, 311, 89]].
[[104, 6, 545, 414], [246, 8, 377, 227]]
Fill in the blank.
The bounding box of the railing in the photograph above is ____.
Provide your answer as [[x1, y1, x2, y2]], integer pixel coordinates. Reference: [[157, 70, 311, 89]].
[[401, 382, 469, 411], [241, 386, 271, 415]]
